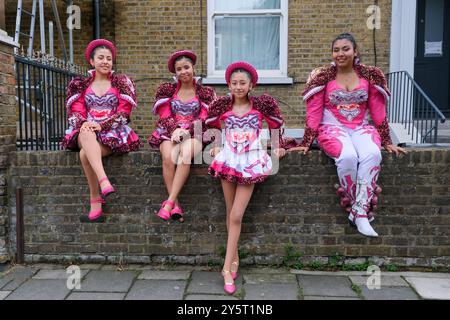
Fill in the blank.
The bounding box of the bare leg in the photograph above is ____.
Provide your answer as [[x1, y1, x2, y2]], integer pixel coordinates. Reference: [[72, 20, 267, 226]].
[[221, 180, 239, 268], [162, 138, 202, 212], [222, 183, 255, 285], [160, 140, 178, 202], [78, 131, 112, 191], [78, 133, 112, 213], [80, 149, 100, 198]]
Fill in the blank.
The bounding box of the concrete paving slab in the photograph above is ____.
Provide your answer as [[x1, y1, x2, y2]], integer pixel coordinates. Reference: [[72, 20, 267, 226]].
[[297, 275, 358, 298], [185, 294, 239, 300], [0, 266, 38, 291], [125, 280, 186, 300], [304, 296, 360, 300], [33, 269, 89, 280], [77, 264, 103, 270], [6, 279, 70, 300], [75, 270, 136, 292], [402, 272, 450, 279], [244, 273, 297, 284], [245, 268, 292, 274], [244, 283, 299, 300], [0, 291, 11, 300], [138, 270, 191, 281], [186, 271, 242, 295], [28, 264, 62, 270], [360, 286, 419, 300], [66, 292, 126, 300], [100, 265, 127, 271], [349, 275, 409, 287], [404, 277, 450, 300], [291, 270, 368, 276]]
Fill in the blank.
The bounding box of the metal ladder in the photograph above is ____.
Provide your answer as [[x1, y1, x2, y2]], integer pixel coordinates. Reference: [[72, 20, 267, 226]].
[[14, 0, 68, 61], [14, 0, 39, 56]]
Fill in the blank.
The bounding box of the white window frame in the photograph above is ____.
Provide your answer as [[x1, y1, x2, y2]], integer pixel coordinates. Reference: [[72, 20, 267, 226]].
[[203, 0, 292, 85]]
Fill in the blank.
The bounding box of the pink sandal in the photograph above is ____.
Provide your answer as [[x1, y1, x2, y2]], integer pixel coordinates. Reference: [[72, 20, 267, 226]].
[[99, 177, 115, 198], [222, 270, 236, 295], [171, 205, 185, 222], [88, 197, 105, 221], [231, 261, 239, 280], [157, 200, 174, 221]]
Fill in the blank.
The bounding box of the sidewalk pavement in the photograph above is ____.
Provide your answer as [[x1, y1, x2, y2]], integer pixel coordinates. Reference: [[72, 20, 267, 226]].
[[0, 264, 449, 300]]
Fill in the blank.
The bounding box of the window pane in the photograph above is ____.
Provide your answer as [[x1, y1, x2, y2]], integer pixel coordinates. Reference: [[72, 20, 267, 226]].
[[215, 0, 280, 11], [215, 16, 280, 70], [424, 0, 444, 56]]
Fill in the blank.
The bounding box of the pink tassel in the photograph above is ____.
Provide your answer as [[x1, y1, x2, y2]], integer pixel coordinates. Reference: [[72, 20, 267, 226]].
[[375, 186, 382, 195], [371, 196, 378, 206], [340, 197, 351, 207]]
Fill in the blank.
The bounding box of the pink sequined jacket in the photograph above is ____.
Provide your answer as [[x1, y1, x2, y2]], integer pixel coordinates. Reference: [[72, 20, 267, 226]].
[[148, 81, 216, 148], [300, 64, 392, 148], [205, 94, 298, 150]]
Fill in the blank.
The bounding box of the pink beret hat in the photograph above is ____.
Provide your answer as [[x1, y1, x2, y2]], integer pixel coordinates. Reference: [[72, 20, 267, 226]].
[[168, 50, 197, 73], [225, 61, 258, 85], [85, 39, 116, 64]]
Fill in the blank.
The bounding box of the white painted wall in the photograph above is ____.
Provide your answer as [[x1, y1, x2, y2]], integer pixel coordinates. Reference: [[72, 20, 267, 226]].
[[390, 0, 417, 76]]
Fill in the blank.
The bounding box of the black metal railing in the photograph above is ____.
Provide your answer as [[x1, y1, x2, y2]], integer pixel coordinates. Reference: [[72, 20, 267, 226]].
[[15, 52, 86, 150], [387, 71, 446, 144]]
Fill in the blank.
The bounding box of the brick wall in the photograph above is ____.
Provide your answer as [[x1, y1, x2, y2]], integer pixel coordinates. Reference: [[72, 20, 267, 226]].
[[7, 149, 450, 267], [0, 31, 17, 263]]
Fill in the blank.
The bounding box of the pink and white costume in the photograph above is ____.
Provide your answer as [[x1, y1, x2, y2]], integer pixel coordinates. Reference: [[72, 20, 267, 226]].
[[301, 64, 392, 223], [148, 80, 216, 148], [207, 95, 292, 185], [61, 70, 142, 154]]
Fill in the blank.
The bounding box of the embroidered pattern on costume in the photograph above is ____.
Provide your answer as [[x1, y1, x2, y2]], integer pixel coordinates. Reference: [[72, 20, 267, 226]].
[[85, 93, 118, 121], [329, 89, 368, 122], [225, 114, 260, 154]]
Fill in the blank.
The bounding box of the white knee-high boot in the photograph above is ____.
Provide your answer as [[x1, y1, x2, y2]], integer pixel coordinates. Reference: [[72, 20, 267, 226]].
[[348, 179, 379, 237]]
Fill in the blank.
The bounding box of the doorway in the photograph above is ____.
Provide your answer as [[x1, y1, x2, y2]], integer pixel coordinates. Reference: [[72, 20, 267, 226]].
[[415, 0, 450, 117]]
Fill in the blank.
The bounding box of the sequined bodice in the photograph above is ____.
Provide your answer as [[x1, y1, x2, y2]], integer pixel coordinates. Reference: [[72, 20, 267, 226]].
[[85, 87, 118, 122]]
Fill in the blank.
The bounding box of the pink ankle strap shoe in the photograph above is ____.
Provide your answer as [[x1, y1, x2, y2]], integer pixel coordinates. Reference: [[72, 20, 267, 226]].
[[171, 205, 184, 222], [157, 200, 174, 221], [231, 261, 239, 280], [88, 197, 105, 221], [222, 270, 236, 295], [99, 177, 115, 198]]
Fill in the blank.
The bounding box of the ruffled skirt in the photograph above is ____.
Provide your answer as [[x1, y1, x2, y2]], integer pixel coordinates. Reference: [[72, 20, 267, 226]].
[[209, 149, 272, 185], [61, 125, 142, 154]]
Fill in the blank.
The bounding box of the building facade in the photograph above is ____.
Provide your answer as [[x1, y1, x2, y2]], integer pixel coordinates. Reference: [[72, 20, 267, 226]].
[[5, 0, 394, 137]]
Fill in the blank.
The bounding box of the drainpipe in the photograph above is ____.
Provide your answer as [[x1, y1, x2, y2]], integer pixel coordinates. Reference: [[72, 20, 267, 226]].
[[0, 0, 6, 30], [93, 0, 101, 39]]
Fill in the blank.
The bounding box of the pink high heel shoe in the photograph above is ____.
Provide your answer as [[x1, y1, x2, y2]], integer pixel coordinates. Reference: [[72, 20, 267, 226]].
[[157, 199, 174, 221], [99, 177, 115, 198], [88, 197, 105, 221], [221, 270, 236, 295], [231, 261, 239, 280]]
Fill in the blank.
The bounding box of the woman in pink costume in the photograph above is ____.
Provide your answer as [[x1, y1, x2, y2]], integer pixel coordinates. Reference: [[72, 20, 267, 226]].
[[207, 61, 290, 295], [148, 50, 216, 223], [62, 39, 142, 222], [292, 33, 406, 237]]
